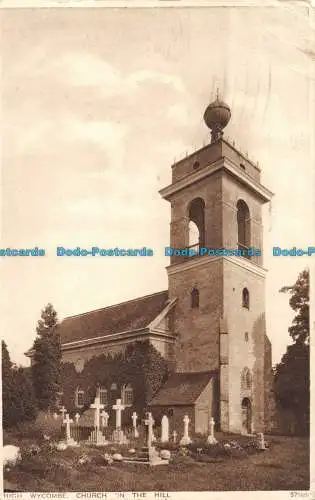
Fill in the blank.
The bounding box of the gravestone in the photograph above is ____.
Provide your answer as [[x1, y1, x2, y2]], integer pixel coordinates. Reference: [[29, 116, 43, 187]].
[[111, 399, 128, 444], [161, 415, 169, 443], [172, 430, 177, 443], [132, 411, 139, 438], [123, 412, 169, 466], [59, 406, 67, 420], [180, 415, 192, 445], [144, 412, 155, 449], [88, 393, 108, 446], [207, 417, 218, 445], [63, 413, 78, 447], [100, 410, 109, 428], [256, 432, 266, 451], [74, 413, 80, 424]]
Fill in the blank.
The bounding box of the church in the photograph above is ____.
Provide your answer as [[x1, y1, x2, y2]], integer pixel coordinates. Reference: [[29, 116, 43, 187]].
[[26, 95, 274, 435]]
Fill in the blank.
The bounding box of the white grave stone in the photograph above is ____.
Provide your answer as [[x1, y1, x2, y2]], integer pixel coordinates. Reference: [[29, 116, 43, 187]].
[[132, 411, 139, 438], [161, 415, 169, 443], [256, 432, 266, 451], [180, 415, 192, 445], [63, 413, 78, 447], [207, 417, 218, 445], [74, 413, 80, 424], [90, 391, 104, 428], [113, 399, 124, 429], [111, 399, 128, 444], [88, 393, 108, 446], [59, 406, 67, 420], [53, 412, 58, 420], [100, 410, 109, 428], [144, 412, 155, 449], [172, 430, 177, 443]]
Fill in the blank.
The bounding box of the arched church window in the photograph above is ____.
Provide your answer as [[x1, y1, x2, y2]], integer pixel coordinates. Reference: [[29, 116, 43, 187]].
[[188, 198, 205, 251], [121, 384, 133, 406], [75, 386, 85, 408], [242, 288, 250, 309], [241, 368, 252, 390], [191, 288, 199, 308], [99, 387, 108, 406], [237, 200, 251, 258]]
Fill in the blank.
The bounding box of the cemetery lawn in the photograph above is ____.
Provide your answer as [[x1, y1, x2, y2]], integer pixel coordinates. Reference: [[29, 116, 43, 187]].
[[4, 434, 309, 492]]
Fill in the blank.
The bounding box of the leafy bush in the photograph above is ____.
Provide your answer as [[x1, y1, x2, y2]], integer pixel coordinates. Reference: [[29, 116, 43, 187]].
[[15, 412, 63, 442]]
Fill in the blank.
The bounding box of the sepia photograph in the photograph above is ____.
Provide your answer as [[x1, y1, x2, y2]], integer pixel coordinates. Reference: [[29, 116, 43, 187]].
[[1, 3, 314, 494]]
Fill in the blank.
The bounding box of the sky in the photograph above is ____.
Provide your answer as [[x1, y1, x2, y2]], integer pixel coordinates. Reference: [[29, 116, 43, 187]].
[[1, 5, 314, 367]]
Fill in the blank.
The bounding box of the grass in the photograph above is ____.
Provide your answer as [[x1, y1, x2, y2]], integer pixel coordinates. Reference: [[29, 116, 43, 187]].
[[3, 430, 310, 492]]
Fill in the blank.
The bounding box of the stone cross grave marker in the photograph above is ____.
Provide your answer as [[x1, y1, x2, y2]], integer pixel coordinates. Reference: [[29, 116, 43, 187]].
[[59, 406, 67, 419], [90, 393, 104, 429], [112, 398, 125, 430], [100, 410, 109, 428], [74, 413, 80, 424], [144, 412, 155, 449], [180, 415, 192, 445], [88, 393, 108, 446], [132, 411, 139, 438], [111, 399, 128, 444], [63, 413, 77, 446], [161, 415, 169, 443], [172, 430, 177, 443], [207, 417, 217, 445]]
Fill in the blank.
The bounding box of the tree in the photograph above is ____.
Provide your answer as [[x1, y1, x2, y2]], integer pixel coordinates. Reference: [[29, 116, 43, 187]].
[[2, 341, 37, 428], [274, 268, 310, 434], [31, 303, 61, 412], [279, 268, 309, 344], [2, 340, 12, 375]]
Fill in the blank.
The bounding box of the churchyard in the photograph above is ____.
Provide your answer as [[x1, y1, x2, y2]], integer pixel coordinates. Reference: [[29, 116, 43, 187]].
[[3, 392, 310, 492]]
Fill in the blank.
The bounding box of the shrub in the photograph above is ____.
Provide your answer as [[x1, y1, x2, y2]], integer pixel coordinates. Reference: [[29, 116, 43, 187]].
[[15, 412, 63, 442]]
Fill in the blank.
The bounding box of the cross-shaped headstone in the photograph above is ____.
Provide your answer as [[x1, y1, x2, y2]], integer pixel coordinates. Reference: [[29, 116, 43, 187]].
[[59, 406, 67, 419], [90, 395, 104, 429], [132, 411, 139, 438], [207, 417, 217, 445], [144, 412, 155, 448], [63, 413, 73, 443], [209, 417, 215, 438], [172, 430, 177, 443], [180, 415, 191, 445], [74, 413, 80, 424], [161, 415, 169, 443], [100, 410, 109, 428], [132, 411, 138, 428], [112, 399, 125, 430]]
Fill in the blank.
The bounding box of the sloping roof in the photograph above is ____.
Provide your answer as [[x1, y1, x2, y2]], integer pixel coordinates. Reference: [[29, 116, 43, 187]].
[[56, 290, 169, 345], [149, 371, 217, 406]]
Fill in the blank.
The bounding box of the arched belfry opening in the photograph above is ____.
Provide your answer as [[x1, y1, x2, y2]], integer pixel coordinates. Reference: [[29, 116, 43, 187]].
[[188, 198, 205, 251], [237, 200, 251, 256]]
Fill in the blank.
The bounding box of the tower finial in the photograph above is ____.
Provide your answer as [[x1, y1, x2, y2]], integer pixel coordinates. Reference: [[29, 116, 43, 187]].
[[203, 93, 231, 143]]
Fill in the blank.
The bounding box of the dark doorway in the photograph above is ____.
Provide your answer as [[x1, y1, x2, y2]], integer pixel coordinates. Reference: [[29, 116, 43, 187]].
[[241, 397, 252, 434]]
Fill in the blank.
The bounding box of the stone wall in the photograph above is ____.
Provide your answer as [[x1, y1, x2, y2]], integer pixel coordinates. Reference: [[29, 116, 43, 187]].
[[168, 257, 222, 373]]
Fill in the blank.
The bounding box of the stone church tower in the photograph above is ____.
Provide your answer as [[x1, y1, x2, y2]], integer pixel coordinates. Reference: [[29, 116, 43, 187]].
[[159, 96, 273, 433]]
